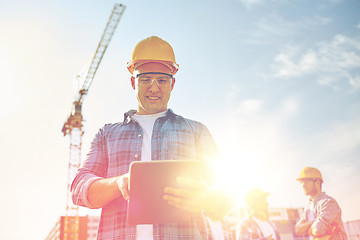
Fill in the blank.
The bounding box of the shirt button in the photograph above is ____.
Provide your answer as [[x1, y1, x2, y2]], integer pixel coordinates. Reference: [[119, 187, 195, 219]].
[[138, 134, 142, 137], [135, 154, 139, 159]]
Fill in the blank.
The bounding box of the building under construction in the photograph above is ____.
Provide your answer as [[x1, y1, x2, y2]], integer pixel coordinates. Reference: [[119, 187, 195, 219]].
[[45, 216, 100, 240]]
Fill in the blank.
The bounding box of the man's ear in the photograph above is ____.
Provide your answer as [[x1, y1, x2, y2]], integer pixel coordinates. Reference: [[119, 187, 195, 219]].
[[171, 78, 176, 90], [131, 76, 136, 90]]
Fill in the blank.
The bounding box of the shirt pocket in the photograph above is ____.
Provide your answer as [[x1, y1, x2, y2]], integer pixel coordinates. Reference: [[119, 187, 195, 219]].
[[162, 129, 197, 160]]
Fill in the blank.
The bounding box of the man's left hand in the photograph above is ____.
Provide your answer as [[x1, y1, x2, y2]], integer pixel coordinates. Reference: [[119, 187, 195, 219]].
[[163, 176, 229, 219]]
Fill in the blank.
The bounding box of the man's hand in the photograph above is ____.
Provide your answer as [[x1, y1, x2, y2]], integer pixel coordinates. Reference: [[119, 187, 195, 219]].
[[295, 219, 314, 236], [116, 173, 130, 201], [88, 173, 129, 208], [163, 176, 229, 220], [163, 176, 208, 213], [267, 234, 275, 240]]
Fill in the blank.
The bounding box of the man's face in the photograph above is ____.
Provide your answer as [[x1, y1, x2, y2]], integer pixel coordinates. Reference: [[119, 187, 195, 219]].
[[131, 62, 175, 115], [299, 179, 318, 196], [251, 197, 269, 214]]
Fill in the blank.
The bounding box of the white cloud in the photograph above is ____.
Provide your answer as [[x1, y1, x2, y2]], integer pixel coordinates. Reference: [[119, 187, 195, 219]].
[[271, 46, 319, 78], [347, 74, 360, 89], [311, 118, 360, 159], [240, 14, 332, 46], [239, 0, 263, 8], [257, 15, 295, 37], [281, 98, 300, 116], [227, 83, 241, 98], [269, 34, 360, 90], [310, 16, 332, 25], [330, 0, 344, 4], [237, 99, 263, 117]]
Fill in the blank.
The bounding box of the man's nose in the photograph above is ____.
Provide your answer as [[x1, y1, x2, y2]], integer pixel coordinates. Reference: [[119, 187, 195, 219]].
[[149, 79, 160, 91]]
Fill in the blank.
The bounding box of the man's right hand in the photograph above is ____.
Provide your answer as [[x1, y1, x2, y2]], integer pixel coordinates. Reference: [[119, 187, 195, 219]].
[[88, 173, 130, 208], [267, 234, 275, 240], [295, 219, 314, 236], [117, 173, 130, 200]]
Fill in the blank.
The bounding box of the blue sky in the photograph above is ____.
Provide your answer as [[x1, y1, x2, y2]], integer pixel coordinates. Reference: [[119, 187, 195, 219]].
[[0, 0, 359, 239]]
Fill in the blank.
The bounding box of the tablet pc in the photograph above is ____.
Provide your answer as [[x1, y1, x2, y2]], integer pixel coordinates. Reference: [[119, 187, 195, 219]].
[[127, 160, 202, 225]]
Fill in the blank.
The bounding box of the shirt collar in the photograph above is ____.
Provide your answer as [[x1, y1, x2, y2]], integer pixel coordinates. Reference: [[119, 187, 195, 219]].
[[311, 192, 326, 203], [122, 109, 175, 125]]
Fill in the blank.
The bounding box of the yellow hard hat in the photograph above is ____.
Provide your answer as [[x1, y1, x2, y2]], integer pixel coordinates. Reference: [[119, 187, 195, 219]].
[[127, 36, 179, 75], [296, 167, 323, 182], [245, 188, 269, 205]]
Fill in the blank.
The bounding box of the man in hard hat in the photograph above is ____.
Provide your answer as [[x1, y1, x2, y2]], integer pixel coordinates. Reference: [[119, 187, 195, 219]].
[[295, 167, 347, 240], [236, 188, 280, 240], [71, 36, 232, 239]]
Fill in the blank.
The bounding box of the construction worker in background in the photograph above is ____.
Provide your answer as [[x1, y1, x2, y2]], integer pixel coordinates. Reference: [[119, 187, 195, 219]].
[[236, 188, 280, 240], [295, 167, 348, 240], [71, 36, 233, 239]]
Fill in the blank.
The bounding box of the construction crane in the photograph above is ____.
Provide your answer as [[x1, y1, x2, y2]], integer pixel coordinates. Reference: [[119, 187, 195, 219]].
[[61, 3, 125, 240]]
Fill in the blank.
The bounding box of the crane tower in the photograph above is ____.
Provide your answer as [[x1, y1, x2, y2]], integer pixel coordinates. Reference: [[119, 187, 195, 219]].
[[61, 3, 125, 239]]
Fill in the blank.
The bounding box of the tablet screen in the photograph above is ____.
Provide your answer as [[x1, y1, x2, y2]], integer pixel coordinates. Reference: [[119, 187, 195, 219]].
[[127, 160, 202, 225]]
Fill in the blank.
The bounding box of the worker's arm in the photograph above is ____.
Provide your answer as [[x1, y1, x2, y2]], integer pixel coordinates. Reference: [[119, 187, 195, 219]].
[[87, 173, 130, 208], [309, 227, 322, 237], [310, 198, 342, 237], [163, 176, 232, 221], [295, 220, 327, 238], [295, 218, 314, 236]]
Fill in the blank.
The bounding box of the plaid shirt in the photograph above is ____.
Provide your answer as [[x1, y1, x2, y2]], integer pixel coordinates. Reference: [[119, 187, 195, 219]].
[[71, 109, 232, 240], [236, 215, 280, 240], [297, 192, 347, 240]]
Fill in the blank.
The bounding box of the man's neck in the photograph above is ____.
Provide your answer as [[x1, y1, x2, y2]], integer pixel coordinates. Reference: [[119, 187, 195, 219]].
[[310, 191, 322, 201], [137, 108, 168, 116]]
